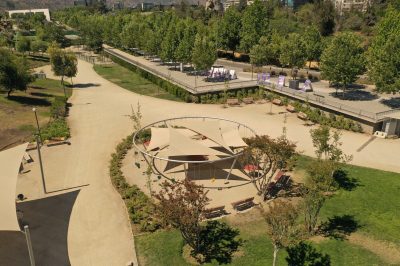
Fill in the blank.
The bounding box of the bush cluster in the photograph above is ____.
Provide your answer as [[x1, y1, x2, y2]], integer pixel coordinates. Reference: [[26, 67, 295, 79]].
[[109, 54, 190, 102], [194, 87, 264, 104], [266, 92, 363, 133], [41, 119, 70, 140], [50, 96, 68, 119], [109, 134, 161, 232]]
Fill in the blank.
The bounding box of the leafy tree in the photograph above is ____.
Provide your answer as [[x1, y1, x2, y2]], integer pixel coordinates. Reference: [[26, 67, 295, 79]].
[[240, 0, 269, 53], [197, 221, 242, 264], [48, 43, 77, 97], [31, 40, 48, 55], [367, 7, 400, 93], [0, 49, 33, 97], [217, 7, 242, 53], [286, 242, 331, 266], [154, 179, 210, 260], [302, 26, 323, 68], [320, 32, 365, 97], [302, 189, 325, 235], [263, 200, 301, 266], [296, 1, 335, 36], [279, 33, 307, 79], [239, 135, 296, 199], [250, 36, 270, 67], [192, 29, 216, 71], [15, 35, 31, 55], [175, 19, 197, 66]]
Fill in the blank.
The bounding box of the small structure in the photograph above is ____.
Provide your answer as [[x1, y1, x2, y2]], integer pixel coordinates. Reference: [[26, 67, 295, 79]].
[[8, 9, 51, 22], [133, 117, 257, 189]]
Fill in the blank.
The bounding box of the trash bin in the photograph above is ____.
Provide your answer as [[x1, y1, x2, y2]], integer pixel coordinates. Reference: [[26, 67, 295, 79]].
[[289, 80, 299, 90]]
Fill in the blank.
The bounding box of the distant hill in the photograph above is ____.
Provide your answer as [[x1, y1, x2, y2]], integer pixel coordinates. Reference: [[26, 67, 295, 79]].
[[0, 0, 203, 11]]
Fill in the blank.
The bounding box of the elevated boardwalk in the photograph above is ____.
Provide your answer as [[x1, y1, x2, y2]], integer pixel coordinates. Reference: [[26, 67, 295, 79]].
[[103, 45, 258, 95]]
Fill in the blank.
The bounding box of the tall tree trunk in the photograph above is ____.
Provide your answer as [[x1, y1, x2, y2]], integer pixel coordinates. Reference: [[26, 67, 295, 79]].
[[273, 245, 279, 266], [7, 89, 12, 98]]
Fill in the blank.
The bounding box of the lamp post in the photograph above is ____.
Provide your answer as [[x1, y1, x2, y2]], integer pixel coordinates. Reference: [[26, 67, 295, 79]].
[[36, 135, 47, 194], [24, 225, 36, 266], [32, 108, 42, 144]]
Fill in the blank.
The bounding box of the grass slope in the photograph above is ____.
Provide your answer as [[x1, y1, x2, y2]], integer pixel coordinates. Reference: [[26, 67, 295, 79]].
[[93, 64, 183, 102], [0, 78, 71, 149], [135, 156, 399, 265]]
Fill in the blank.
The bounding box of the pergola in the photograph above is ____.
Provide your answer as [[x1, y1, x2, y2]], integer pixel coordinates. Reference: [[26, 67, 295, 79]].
[[133, 117, 258, 189]]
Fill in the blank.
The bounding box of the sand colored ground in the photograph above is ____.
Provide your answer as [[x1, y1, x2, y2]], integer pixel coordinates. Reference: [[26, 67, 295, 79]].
[[14, 60, 400, 265]]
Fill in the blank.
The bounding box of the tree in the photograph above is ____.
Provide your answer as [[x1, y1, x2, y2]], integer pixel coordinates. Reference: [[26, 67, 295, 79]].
[[48, 43, 77, 97], [160, 17, 180, 64], [240, 0, 269, 53], [31, 40, 48, 56], [249, 36, 270, 67], [154, 179, 210, 259], [239, 135, 296, 199], [302, 189, 325, 235], [302, 26, 323, 69], [320, 32, 365, 97], [15, 35, 31, 55], [286, 242, 331, 266], [175, 19, 197, 66], [0, 49, 33, 97], [296, 1, 335, 36], [192, 29, 216, 71], [367, 7, 400, 93], [217, 7, 242, 53], [64, 52, 78, 86], [279, 33, 307, 79], [262, 200, 301, 266]]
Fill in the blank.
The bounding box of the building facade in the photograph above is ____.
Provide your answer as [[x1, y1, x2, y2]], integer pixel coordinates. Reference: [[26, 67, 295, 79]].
[[334, 0, 371, 14]]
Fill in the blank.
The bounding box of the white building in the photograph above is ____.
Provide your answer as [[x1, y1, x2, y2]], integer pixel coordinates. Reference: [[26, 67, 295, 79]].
[[333, 0, 371, 14], [7, 9, 51, 22]]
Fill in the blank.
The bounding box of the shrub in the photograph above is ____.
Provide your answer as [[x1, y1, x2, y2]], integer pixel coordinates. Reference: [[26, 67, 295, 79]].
[[41, 119, 70, 140], [109, 134, 161, 232], [50, 96, 68, 119]]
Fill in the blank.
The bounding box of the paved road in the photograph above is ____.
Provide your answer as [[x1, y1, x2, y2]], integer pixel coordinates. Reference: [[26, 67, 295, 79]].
[[18, 59, 400, 265]]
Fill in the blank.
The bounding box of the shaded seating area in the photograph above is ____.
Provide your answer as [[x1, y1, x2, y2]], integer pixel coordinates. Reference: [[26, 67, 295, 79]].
[[265, 171, 291, 199]]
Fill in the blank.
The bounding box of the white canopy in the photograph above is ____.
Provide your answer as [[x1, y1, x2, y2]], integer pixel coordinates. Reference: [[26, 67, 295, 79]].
[[222, 128, 248, 148], [0, 143, 28, 231], [146, 127, 169, 151]]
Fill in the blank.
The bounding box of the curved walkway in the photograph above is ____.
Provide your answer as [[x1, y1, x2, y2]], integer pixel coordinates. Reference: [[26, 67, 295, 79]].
[[23, 60, 400, 265]]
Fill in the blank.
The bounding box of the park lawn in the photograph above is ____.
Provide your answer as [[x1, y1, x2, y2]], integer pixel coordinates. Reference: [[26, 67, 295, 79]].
[[135, 156, 399, 265], [135, 219, 387, 266], [296, 156, 400, 246], [0, 78, 71, 149], [93, 64, 183, 102]]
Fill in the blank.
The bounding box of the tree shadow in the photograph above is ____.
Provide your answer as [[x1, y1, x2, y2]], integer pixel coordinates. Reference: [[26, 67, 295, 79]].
[[8, 95, 51, 106], [319, 215, 361, 240], [73, 83, 100, 88], [333, 169, 360, 191], [286, 242, 331, 266], [197, 220, 242, 264], [30, 92, 53, 98], [380, 97, 400, 109], [329, 89, 378, 101]]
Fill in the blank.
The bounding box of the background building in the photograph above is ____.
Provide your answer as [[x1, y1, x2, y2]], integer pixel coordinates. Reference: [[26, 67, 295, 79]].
[[333, 0, 371, 14]]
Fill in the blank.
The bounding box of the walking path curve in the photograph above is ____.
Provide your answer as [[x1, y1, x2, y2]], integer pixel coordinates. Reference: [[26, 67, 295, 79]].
[[21, 59, 400, 265]]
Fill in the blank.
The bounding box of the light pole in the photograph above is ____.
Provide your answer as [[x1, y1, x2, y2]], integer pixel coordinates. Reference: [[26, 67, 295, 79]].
[[36, 135, 47, 194], [32, 108, 42, 144], [24, 225, 36, 266]]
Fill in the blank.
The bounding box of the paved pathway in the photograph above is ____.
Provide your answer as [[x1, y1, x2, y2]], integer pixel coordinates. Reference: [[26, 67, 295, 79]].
[[19, 59, 400, 265]]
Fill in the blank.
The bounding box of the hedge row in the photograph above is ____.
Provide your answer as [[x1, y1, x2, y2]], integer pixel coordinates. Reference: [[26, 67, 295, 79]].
[[194, 87, 264, 104], [108, 53, 191, 102], [265, 91, 363, 133], [109, 134, 161, 232]]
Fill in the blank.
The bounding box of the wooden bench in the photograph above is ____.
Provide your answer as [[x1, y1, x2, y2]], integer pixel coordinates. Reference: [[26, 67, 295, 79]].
[[204, 205, 226, 219], [242, 97, 254, 104], [231, 197, 255, 211], [45, 137, 71, 147], [226, 98, 240, 106], [23, 152, 33, 163], [265, 172, 291, 199], [297, 112, 308, 120], [286, 104, 296, 113], [26, 142, 38, 151], [272, 99, 282, 105]]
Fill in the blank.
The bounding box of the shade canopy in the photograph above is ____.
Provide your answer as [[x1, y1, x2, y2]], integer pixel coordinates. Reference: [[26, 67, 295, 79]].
[[0, 143, 28, 231]]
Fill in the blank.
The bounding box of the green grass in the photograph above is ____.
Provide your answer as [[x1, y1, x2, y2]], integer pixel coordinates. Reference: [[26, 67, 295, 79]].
[[135, 222, 387, 266], [93, 64, 183, 102], [135, 156, 399, 265], [296, 156, 400, 245]]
